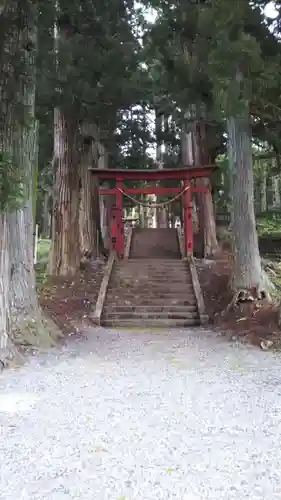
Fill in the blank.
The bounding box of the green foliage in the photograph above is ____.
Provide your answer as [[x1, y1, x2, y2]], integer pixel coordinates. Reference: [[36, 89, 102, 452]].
[[142, 0, 281, 155], [37, 0, 143, 131], [0, 152, 25, 212], [257, 217, 281, 237], [35, 238, 51, 287], [33, 0, 281, 229], [37, 238, 51, 261]]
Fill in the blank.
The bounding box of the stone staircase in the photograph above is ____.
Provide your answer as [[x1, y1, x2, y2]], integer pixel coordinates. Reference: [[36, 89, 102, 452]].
[[100, 228, 203, 328], [129, 227, 180, 259]]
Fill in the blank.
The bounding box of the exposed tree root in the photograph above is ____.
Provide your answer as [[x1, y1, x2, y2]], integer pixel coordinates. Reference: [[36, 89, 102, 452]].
[[0, 313, 63, 370], [224, 267, 275, 314], [12, 312, 63, 351], [0, 332, 25, 370], [225, 284, 272, 314]]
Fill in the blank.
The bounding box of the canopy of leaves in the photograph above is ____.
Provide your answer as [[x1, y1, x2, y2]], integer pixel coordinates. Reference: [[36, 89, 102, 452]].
[[141, 0, 281, 157], [35, 0, 281, 176]]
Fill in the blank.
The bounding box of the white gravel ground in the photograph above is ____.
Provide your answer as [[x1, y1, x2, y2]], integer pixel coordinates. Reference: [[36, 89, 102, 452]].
[[1, 327, 281, 500]]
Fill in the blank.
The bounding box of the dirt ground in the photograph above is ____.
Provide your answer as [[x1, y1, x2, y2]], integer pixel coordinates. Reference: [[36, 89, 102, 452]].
[[39, 259, 105, 336], [196, 251, 281, 349]]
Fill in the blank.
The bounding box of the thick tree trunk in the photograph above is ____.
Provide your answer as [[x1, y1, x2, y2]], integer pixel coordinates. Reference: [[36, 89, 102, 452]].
[[49, 109, 80, 275], [260, 165, 267, 213], [101, 192, 113, 249], [181, 131, 193, 166], [98, 142, 110, 247], [227, 113, 269, 297], [79, 141, 105, 259], [0, 2, 19, 365], [155, 111, 168, 228], [0, 215, 19, 366], [194, 116, 219, 257], [9, 119, 61, 348], [181, 119, 198, 230], [0, 1, 61, 365], [78, 123, 106, 259], [199, 179, 220, 256], [79, 143, 98, 258]]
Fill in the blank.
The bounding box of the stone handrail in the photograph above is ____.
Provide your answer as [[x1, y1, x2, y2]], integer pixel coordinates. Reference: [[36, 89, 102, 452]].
[[91, 251, 115, 326], [188, 255, 208, 325]]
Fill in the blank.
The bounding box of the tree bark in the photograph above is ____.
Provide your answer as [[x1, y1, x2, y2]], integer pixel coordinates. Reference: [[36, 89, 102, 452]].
[[194, 115, 219, 257], [0, 214, 19, 366], [49, 108, 81, 275], [9, 117, 61, 348], [260, 164, 267, 213], [155, 110, 168, 228], [98, 142, 110, 246], [0, 1, 21, 365], [79, 140, 105, 259], [227, 112, 269, 296], [79, 142, 97, 258], [0, 1, 61, 365], [199, 179, 220, 256], [181, 131, 193, 166]]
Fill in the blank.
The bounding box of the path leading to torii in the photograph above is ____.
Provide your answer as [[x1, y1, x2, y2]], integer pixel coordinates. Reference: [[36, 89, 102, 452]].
[[1, 327, 281, 500]]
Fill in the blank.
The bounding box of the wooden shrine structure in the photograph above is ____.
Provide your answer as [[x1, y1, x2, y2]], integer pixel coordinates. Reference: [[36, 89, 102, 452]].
[[90, 165, 216, 258]]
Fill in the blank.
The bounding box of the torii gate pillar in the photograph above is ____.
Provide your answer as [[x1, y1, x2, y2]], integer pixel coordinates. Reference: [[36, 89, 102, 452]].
[[115, 178, 124, 258], [184, 178, 193, 255]]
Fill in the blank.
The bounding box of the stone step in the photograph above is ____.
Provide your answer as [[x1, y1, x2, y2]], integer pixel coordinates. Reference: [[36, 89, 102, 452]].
[[102, 318, 200, 327], [116, 278, 192, 285], [129, 252, 181, 259], [104, 297, 197, 306], [105, 300, 197, 308], [103, 311, 198, 320], [115, 278, 193, 284], [116, 271, 191, 279], [123, 261, 184, 264], [103, 305, 198, 313], [120, 265, 187, 268], [106, 291, 197, 299], [120, 262, 187, 266], [119, 264, 188, 268], [112, 272, 191, 278], [108, 285, 195, 293], [130, 229, 180, 259], [117, 272, 187, 278], [102, 246, 201, 327]]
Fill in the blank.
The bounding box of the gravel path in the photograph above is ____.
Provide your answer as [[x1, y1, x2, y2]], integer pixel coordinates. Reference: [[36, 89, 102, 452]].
[[1, 327, 281, 500]]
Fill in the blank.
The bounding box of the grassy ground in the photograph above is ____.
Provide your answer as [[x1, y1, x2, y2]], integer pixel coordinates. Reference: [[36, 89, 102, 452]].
[[35, 238, 51, 287]]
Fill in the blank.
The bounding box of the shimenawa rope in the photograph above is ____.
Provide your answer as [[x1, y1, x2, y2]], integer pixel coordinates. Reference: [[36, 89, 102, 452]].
[[116, 185, 190, 208]]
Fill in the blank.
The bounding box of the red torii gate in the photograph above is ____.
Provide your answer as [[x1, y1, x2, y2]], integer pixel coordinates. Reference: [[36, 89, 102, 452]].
[[90, 165, 216, 258]]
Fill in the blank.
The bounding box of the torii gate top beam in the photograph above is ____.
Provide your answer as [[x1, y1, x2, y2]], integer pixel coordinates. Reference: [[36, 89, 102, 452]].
[[89, 165, 216, 181]]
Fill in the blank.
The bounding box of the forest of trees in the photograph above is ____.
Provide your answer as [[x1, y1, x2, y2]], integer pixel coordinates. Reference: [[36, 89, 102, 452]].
[[1, 0, 281, 365]]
